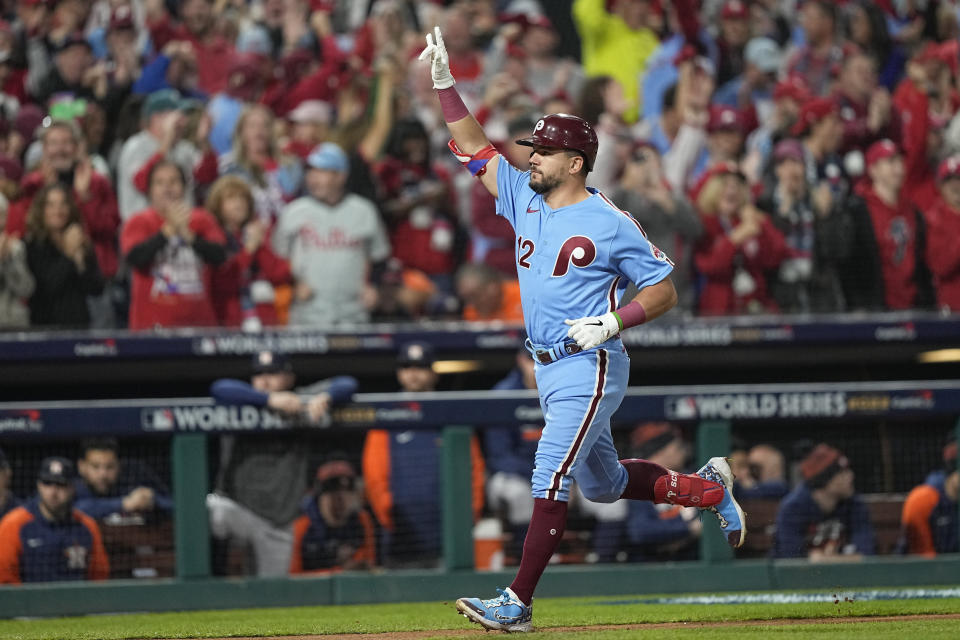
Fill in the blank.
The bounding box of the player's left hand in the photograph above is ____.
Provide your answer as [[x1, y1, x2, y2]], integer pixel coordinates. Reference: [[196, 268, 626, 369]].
[[417, 26, 455, 89], [564, 312, 620, 350]]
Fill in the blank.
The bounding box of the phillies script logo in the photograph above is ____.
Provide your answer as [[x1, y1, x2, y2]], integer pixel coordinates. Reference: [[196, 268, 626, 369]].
[[552, 236, 596, 276]]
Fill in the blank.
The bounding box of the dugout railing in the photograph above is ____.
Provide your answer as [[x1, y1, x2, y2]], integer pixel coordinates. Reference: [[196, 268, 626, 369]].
[[2, 311, 960, 398], [1, 380, 960, 618]]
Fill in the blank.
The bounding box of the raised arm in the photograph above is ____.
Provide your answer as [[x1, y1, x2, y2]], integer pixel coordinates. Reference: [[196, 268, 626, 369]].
[[419, 27, 501, 197]]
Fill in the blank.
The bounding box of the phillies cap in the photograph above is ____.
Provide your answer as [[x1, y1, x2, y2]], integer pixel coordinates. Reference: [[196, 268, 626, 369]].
[[306, 142, 349, 172], [721, 0, 749, 20], [228, 52, 264, 90], [707, 105, 744, 134], [108, 5, 135, 31], [865, 139, 900, 169], [251, 350, 292, 374], [937, 155, 960, 183], [13, 104, 45, 141], [791, 97, 838, 137], [397, 341, 435, 368], [773, 138, 804, 163], [38, 456, 76, 486]]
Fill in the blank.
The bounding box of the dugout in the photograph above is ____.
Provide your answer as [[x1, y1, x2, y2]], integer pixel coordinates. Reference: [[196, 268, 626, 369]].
[[1, 313, 960, 617]]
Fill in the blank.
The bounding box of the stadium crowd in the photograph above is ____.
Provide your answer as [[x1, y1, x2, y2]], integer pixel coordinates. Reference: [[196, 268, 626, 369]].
[[2, 0, 960, 583], [0, 0, 959, 333]]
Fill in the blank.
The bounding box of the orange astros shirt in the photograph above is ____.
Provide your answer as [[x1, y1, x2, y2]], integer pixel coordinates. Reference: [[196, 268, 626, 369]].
[[463, 280, 524, 323]]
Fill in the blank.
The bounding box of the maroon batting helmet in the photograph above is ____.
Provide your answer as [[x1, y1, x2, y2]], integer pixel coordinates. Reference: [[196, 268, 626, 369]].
[[516, 113, 599, 171]]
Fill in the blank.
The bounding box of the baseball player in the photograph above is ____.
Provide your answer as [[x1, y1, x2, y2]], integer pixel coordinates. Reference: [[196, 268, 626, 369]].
[[419, 27, 746, 632]]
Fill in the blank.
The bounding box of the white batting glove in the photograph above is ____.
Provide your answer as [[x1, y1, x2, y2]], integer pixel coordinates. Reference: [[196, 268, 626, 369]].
[[417, 26, 456, 90], [564, 312, 620, 350]]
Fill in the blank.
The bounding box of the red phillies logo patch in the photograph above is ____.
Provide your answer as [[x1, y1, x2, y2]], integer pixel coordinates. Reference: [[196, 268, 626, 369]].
[[552, 236, 596, 277]]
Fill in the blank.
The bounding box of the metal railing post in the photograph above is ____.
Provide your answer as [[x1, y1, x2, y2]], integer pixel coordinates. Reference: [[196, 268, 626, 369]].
[[172, 433, 210, 579], [441, 426, 475, 571]]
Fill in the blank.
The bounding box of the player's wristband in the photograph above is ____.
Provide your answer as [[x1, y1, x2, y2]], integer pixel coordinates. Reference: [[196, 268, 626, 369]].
[[449, 139, 498, 177], [612, 301, 647, 330], [437, 86, 470, 123]]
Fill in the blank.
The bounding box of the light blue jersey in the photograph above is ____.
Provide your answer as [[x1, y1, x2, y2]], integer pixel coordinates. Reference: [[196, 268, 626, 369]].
[[493, 158, 674, 502], [496, 160, 673, 346]]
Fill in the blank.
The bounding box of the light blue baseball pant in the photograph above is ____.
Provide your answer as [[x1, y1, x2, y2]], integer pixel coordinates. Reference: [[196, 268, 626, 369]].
[[531, 343, 631, 503]]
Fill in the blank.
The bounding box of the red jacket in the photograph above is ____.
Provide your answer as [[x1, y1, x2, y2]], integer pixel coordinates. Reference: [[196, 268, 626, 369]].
[[146, 16, 234, 95], [925, 200, 960, 311], [8, 172, 121, 278], [210, 230, 292, 327], [893, 78, 945, 212], [120, 208, 226, 330], [374, 158, 458, 276], [694, 212, 789, 315]]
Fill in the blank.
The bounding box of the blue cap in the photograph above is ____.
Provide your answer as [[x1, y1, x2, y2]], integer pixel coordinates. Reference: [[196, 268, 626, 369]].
[[38, 456, 76, 486], [143, 89, 182, 119], [252, 350, 292, 374], [397, 341, 435, 368], [306, 142, 349, 173]]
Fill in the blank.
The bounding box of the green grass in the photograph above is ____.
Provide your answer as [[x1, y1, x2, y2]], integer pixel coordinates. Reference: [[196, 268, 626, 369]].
[[1, 594, 958, 639]]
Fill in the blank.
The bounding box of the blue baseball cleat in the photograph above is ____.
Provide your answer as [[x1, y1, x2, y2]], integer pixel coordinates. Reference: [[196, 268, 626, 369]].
[[455, 587, 533, 633], [696, 456, 747, 548]]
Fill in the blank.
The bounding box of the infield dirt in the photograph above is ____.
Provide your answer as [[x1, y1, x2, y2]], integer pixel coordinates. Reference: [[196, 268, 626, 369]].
[[201, 612, 960, 639]]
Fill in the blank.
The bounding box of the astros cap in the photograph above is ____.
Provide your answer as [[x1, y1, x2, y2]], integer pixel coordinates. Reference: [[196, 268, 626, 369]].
[[251, 350, 292, 375], [38, 456, 76, 486], [396, 341, 435, 368]]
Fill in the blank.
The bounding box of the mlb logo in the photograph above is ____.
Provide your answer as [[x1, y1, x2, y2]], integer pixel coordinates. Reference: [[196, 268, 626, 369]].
[[665, 396, 698, 420], [141, 409, 174, 432]]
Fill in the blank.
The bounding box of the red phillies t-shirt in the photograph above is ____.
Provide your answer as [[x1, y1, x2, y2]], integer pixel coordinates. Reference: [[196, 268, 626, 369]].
[[120, 208, 226, 330], [862, 186, 917, 310]]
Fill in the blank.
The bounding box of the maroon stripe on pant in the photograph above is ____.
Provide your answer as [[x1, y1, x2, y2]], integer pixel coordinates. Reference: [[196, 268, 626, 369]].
[[547, 349, 608, 500]]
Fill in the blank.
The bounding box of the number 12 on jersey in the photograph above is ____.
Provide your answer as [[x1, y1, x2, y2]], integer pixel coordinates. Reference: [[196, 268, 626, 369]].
[[517, 236, 534, 270]]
